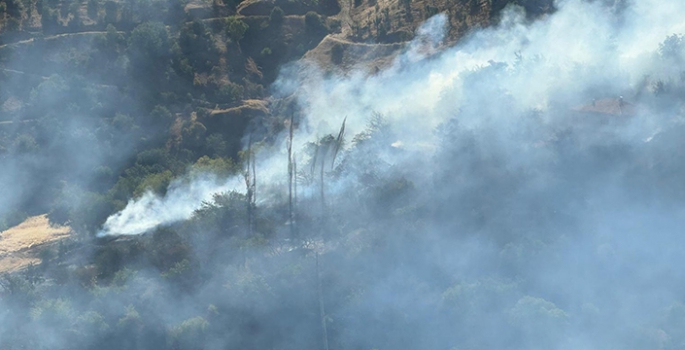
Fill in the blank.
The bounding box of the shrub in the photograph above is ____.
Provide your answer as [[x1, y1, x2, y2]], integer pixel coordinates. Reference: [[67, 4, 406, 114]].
[[149, 105, 174, 127], [217, 82, 244, 103], [5, 0, 22, 18], [181, 120, 208, 150], [331, 43, 344, 64], [328, 18, 341, 32], [193, 155, 235, 175], [87, 0, 99, 18], [128, 22, 170, 60], [225, 16, 248, 42], [203, 134, 228, 157], [133, 170, 173, 197], [6, 16, 20, 31], [660, 34, 684, 61], [305, 11, 327, 34], [104, 0, 117, 23], [13, 134, 39, 153], [149, 228, 191, 270], [169, 316, 208, 350], [269, 6, 284, 26]]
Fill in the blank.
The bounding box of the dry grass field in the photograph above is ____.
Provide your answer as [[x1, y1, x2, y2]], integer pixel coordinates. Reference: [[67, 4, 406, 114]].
[[0, 215, 71, 273]]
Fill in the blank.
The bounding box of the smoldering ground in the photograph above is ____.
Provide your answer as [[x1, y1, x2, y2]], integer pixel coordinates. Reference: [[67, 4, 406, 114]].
[[6, 0, 685, 349]]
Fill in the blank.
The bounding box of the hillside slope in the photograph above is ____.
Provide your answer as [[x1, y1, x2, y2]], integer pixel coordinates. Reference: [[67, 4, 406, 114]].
[[0, 215, 70, 273]]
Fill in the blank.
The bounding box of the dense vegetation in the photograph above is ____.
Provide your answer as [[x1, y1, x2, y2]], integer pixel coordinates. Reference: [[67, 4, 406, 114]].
[[4, 0, 683, 350], [0, 0, 342, 232]]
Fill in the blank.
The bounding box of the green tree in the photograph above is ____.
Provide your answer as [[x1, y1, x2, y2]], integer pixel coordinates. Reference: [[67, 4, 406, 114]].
[[169, 316, 208, 350], [87, 0, 99, 19], [269, 6, 284, 27], [181, 120, 208, 150], [193, 155, 235, 175], [128, 21, 170, 86], [13, 134, 39, 154], [104, 0, 117, 23], [6, 16, 20, 31], [179, 20, 216, 70], [305, 11, 327, 34], [41, 7, 59, 33], [660, 34, 684, 61], [5, 0, 22, 18], [225, 16, 248, 42], [204, 134, 228, 157], [129, 21, 170, 59], [133, 170, 173, 197], [149, 105, 174, 127], [217, 82, 244, 103]]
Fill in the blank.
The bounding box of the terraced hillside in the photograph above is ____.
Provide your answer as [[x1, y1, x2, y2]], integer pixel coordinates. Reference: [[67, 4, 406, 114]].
[[0, 0, 555, 278]]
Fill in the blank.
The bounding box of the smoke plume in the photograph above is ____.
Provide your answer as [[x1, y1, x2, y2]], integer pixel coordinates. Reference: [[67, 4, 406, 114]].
[[38, 0, 685, 348]]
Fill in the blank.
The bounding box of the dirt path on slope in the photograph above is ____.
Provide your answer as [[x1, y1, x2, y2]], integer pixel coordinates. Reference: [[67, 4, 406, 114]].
[[0, 31, 124, 51]]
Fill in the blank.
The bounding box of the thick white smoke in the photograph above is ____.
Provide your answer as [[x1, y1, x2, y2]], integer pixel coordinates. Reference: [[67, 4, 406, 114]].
[[99, 0, 685, 236], [98, 175, 243, 236]]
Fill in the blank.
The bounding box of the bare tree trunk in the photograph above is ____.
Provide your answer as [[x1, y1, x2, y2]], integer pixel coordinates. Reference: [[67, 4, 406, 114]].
[[320, 154, 325, 210], [243, 135, 254, 266], [251, 142, 257, 241], [293, 155, 298, 239], [331, 117, 346, 170], [316, 252, 330, 350], [318, 148, 329, 350], [293, 156, 297, 206], [246, 135, 253, 239], [252, 145, 257, 205], [288, 114, 295, 238], [312, 119, 345, 350]]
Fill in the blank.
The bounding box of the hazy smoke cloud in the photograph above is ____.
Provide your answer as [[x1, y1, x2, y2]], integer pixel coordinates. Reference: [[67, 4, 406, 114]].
[[103, 0, 685, 237], [75, 1, 685, 348]]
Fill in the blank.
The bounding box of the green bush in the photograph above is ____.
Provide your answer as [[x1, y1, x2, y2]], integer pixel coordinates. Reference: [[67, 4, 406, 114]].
[[169, 316, 208, 350], [305, 11, 327, 34], [104, 0, 117, 23], [331, 43, 344, 64], [217, 82, 244, 103], [149, 105, 174, 127], [329, 18, 341, 32], [6, 17, 20, 31], [5, 0, 22, 18], [225, 16, 248, 42], [204, 134, 228, 157], [133, 170, 173, 197], [13, 134, 39, 153], [87, 0, 99, 18], [129, 21, 170, 60], [193, 155, 235, 176], [269, 6, 284, 26]]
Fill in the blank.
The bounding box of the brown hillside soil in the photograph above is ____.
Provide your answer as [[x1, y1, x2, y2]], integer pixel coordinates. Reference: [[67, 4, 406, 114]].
[[304, 0, 503, 71], [303, 34, 404, 71], [0, 215, 71, 273]]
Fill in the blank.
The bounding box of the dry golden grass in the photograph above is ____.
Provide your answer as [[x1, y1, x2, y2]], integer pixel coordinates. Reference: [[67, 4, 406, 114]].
[[0, 215, 71, 273], [209, 99, 270, 116]]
